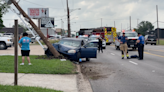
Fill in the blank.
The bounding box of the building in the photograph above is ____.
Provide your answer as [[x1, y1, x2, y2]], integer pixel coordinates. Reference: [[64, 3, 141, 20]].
[[155, 28, 164, 39], [0, 27, 25, 35]]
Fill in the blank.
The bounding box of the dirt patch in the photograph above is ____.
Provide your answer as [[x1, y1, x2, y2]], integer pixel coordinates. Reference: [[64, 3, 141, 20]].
[[81, 62, 108, 80]]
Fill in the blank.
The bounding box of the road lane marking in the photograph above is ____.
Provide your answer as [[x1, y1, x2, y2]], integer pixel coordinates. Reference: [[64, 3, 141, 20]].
[[129, 61, 138, 65], [144, 52, 164, 58], [111, 53, 115, 55], [145, 49, 164, 52]]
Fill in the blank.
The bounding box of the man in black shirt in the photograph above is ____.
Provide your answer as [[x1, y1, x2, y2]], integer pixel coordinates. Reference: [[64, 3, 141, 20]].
[[98, 35, 103, 53]]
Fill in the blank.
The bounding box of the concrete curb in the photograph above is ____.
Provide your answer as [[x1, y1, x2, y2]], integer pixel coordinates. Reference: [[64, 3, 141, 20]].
[[76, 64, 93, 92]]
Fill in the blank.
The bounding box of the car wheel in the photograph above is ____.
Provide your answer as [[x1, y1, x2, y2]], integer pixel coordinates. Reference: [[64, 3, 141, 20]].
[[145, 43, 147, 45], [0, 42, 7, 50], [86, 58, 90, 61], [154, 43, 156, 45], [103, 47, 106, 49], [151, 43, 153, 45]]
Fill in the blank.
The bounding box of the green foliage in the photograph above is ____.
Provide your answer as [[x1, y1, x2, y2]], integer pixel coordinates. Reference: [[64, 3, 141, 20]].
[[0, 2, 10, 30], [135, 21, 154, 36], [12, 23, 28, 31]]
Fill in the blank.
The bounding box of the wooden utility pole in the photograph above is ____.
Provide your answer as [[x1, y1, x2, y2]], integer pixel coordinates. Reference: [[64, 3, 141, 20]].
[[130, 16, 131, 31], [67, 0, 71, 37], [101, 18, 102, 27], [14, 19, 18, 86], [156, 5, 160, 45], [11, 0, 60, 57], [114, 21, 115, 28]]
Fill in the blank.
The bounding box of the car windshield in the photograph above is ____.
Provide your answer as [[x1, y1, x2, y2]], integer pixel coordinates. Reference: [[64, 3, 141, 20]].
[[121, 33, 138, 37], [58, 40, 81, 47], [148, 36, 156, 39], [79, 37, 88, 40]]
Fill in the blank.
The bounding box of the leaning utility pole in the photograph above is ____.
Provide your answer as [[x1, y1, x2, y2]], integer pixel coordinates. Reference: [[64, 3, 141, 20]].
[[67, 0, 71, 37], [156, 5, 160, 45], [11, 0, 60, 57]]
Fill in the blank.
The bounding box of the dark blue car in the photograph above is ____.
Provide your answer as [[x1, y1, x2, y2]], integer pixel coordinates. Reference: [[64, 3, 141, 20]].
[[45, 38, 97, 61]]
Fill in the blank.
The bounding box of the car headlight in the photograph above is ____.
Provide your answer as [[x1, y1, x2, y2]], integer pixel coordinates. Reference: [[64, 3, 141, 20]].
[[68, 50, 76, 53]]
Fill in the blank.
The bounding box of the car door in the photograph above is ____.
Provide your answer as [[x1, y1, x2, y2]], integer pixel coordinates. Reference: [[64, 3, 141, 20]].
[[80, 42, 98, 58]]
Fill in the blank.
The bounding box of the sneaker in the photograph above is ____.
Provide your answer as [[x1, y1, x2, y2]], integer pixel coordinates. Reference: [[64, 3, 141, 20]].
[[127, 57, 130, 59], [28, 63, 32, 65], [20, 63, 24, 65], [122, 57, 124, 59]]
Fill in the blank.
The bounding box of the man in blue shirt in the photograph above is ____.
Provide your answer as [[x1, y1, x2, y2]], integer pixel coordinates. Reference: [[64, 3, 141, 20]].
[[19, 32, 32, 65], [117, 33, 130, 59], [136, 33, 144, 60]]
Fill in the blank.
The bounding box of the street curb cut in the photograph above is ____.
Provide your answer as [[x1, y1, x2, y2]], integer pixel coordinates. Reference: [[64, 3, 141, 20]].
[[76, 64, 93, 92]]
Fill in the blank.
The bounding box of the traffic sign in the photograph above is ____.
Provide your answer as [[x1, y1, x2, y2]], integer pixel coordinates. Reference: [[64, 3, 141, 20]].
[[41, 17, 54, 28]]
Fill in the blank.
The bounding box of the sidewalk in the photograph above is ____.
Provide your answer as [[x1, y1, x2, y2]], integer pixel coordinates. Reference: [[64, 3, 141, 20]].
[[0, 73, 78, 92]]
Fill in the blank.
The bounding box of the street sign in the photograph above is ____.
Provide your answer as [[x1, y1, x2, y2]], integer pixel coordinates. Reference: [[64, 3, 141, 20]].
[[41, 17, 54, 28], [28, 8, 49, 19]]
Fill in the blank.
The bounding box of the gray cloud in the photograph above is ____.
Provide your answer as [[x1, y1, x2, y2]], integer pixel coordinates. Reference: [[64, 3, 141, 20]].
[[2, 0, 164, 32]]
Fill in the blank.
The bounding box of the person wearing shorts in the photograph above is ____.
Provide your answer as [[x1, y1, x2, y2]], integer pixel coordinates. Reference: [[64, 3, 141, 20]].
[[19, 32, 31, 65]]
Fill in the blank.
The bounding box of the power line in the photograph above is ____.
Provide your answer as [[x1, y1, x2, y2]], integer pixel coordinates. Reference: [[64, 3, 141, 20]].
[[22, 0, 64, 9], [61, 0, 65, 9]]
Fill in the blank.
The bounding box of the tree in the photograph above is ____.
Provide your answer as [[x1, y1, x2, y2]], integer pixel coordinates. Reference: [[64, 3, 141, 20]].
[[0, 2, 10, 30], [135, 21, 154, 36], [12, 23, 28, 31]]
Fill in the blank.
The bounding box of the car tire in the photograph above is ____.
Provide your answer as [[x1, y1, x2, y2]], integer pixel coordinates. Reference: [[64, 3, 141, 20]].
[[0, 42, 7, 50], [154, 43, 156, 45], [151, 43, 153, 45], [86, 58, 90, 61], [103, 47, 106, 49], [145, 43, 147, 45]]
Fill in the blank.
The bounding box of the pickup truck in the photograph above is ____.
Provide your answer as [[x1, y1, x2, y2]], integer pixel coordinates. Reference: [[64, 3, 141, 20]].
[[0, 33, 13, 50]]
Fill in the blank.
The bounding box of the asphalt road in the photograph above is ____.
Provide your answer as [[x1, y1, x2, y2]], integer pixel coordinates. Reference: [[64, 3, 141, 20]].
[[81, 44, 164, 92]]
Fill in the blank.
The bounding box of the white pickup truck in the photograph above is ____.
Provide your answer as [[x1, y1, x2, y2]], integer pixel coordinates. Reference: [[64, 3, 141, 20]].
[[0, 33, 13, 50]]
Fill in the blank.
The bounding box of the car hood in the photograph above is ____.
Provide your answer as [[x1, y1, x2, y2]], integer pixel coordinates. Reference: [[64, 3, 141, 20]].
[[53, 43, 78, 52], [0, 36, 12, 39]]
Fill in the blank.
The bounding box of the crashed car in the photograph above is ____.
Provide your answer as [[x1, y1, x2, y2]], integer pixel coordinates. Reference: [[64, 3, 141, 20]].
[[45, 38, 97, 61]]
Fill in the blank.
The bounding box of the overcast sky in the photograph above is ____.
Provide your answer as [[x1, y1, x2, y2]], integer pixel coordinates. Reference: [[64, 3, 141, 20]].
[[2, 0, 164, 32]]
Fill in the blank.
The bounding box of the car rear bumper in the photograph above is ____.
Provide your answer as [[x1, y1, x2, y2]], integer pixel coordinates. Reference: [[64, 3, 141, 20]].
[[146, 41, 156, 44]]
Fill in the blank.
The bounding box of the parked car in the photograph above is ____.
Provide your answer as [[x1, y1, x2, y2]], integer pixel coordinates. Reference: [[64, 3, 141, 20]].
[[3, 33, 14, 42], [45, 38, 97, 62], [0, 33, 13, 50], [145, 35, 157, 45], [78, 35, 89, 41], [88, 35, 106, 49]]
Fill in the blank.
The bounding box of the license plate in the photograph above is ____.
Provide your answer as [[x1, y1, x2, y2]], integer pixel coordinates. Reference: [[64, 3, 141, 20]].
[[130, 45, 134, 47], [151, 39, 154, 41]]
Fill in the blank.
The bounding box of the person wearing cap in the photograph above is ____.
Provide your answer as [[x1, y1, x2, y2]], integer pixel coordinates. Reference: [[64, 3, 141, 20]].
[[117, 33, 130, 59], [97, 35, 103, 53], [18, 32, 32, 65], [136, 33, 145, 60]]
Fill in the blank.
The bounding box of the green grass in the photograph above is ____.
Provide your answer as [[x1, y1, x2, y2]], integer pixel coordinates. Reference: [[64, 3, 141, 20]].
[[0, 85, 62, 92], [0, 55, 76, 74], [157, 39, 164, 45]]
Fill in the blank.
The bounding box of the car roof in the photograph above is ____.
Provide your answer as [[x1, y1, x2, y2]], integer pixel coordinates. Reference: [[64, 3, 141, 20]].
[[62, 38, 84, 41]]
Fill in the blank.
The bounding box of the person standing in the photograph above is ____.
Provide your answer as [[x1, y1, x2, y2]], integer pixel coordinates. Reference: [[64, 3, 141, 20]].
[[19, 32, 32, 65], [97, 35, 103, 53], [117, 33, 130, 59], [136, 33, 144, 60]]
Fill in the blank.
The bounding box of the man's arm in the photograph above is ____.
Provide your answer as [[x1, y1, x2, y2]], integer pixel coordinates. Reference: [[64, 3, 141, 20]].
[[18, 43, 22, 48]]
